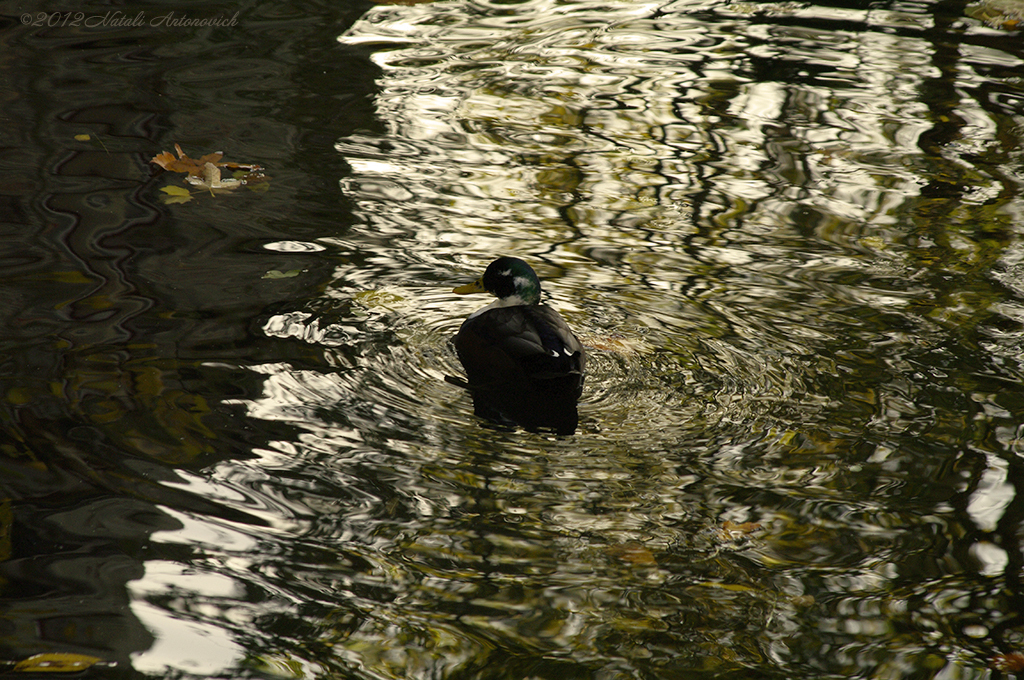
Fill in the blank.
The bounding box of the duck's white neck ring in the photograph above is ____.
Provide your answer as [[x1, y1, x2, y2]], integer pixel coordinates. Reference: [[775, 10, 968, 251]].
[[468, 295, 530, 318]]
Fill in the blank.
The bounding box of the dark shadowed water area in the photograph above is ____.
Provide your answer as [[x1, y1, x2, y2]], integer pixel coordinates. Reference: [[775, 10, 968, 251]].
[[2, 0, 1024, 677]]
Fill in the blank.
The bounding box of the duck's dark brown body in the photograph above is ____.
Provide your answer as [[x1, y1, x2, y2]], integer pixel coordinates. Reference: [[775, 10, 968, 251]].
[[454, 304, 585, 434]]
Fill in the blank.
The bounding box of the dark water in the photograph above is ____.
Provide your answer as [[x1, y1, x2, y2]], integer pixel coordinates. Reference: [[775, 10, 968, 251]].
[[2, 0, 1024, 677]]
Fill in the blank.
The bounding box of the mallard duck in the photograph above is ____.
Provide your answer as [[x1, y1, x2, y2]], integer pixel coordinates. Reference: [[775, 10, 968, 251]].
[[451, 256, 585, 434]]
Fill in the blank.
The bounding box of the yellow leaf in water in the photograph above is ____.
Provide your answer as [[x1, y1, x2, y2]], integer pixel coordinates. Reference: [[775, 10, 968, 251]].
[[75, 133, 109, 153], [159, 185, 193, 205], [262, 270, 303, 279], [13, 654, 104, 673]]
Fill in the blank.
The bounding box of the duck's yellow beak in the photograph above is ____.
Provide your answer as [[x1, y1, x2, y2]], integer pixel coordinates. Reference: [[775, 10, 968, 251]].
[[453, 278, 486, 295]]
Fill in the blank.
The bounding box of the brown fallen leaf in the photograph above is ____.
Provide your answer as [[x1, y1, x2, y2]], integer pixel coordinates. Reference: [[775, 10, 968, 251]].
[[150, 143, 264, 178], [151, 144, 269, 199], [151, 143, 223, 177]]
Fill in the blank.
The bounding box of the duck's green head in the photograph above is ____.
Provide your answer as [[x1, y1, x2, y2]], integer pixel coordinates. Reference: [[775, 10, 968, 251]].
[[453, 256, 541, 306]]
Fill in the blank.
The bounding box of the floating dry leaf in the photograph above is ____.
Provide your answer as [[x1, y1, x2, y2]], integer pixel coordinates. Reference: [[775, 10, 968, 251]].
[[73, 133, 110, 153], [151, 144, 269, 197], [262, 269, 303, 279], [185, 162, 241, 192], [151, 144, 225, 177], [13, 653, 105, 673]]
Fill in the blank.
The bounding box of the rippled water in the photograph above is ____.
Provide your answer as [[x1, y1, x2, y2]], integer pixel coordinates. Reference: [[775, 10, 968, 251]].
[[3, 0, 1024, 678]]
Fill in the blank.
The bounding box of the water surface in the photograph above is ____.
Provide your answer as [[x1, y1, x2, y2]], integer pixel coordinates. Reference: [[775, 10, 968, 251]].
[[2, 0, 1024, 678]]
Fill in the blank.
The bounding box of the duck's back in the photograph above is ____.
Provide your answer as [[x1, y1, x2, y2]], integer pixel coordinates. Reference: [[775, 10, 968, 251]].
[[455, 304, 585, 394]]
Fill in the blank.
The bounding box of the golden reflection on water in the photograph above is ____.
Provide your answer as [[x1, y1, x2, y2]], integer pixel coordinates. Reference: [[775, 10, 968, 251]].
[[114, 0, 1024, 676]]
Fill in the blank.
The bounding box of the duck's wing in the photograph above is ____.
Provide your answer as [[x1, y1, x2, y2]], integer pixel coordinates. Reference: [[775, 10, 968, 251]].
[[455, 305, 584, 383], [521, 305, 585, 378]]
